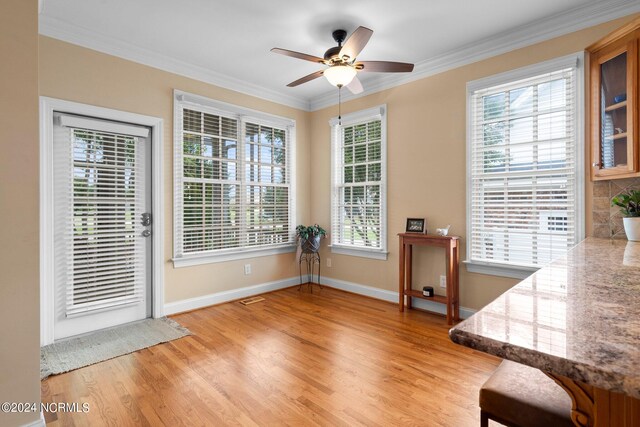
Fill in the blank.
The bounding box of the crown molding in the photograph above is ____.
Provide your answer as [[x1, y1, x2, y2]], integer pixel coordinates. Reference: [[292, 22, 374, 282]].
[[39, 1, 640, 113], [38, 15, 311, 111], [309, 0, 640, 111]]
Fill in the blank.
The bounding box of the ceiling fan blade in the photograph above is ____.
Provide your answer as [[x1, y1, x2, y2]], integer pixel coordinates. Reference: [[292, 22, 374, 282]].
[[346, 76, 364, 94], [287, 70, 324, 87], [339, 26, 373, 61], [355, 61, 414, 73], [271, 48, 326, 64]]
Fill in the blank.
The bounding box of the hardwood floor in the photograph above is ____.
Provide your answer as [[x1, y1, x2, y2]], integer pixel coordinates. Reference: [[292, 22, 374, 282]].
[[41, 286, 500, 426]]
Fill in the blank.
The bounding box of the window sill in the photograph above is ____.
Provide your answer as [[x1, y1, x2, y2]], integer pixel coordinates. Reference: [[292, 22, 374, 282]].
[[173, 245, 296, 268], [329, 245, 388, 260], [464, 260, 539, 279]]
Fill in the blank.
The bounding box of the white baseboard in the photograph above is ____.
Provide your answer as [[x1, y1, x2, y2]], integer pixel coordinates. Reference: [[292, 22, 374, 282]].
[[21, 412, 45, 427], [164, 275, 476, 319], [320, 277, 477, 319], [320, 277, 398, 302], [164, 277, 299, 315]]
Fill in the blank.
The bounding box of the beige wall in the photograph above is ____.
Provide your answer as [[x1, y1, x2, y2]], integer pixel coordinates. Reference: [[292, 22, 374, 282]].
[[39, 36, 311, 303], [0, 0, 41, 426], [310, 14, 639, 310], [35, 14, 639, 313], [0, 10, 635, 426]]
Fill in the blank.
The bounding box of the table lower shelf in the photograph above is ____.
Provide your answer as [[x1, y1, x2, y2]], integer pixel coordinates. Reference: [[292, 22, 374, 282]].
[[404, 289, 449, 305]]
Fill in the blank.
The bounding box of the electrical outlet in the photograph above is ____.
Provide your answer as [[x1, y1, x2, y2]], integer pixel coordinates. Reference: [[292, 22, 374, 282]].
[[244, 264, 251, 275], [326, 258, 332, 267], [440, 275, 447, 288]]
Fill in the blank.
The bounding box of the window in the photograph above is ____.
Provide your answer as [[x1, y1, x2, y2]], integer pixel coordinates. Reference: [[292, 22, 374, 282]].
[[466, 54, 584, 278], [330, 106, 387, 260], [173, 91, 295, 266]]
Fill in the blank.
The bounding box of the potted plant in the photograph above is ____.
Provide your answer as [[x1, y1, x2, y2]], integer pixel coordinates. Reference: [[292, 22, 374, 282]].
[[612, 190, 640, 241], [295, 224, 326, 253]]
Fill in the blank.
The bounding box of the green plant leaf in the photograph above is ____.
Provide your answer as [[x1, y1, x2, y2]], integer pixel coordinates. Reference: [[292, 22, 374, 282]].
[[612, 190, 640, 217], [295, 224, 326, 239]]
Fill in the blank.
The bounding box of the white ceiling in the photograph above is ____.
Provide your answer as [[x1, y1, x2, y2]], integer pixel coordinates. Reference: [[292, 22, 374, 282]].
[[39, 0, 640, 110]]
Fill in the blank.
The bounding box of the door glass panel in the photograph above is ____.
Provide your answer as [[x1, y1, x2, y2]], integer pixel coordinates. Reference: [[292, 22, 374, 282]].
[[600, 52, 627, 168], [68, 129, 146, 316]]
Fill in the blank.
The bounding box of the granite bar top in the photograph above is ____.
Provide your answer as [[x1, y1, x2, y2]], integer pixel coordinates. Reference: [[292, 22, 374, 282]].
[[450, 238, 640, 398]]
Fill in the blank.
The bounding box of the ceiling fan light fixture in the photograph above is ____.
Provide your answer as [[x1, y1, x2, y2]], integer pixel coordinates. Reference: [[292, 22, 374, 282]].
[[324, 65, 357, 87], [272, 26, 414, 91]]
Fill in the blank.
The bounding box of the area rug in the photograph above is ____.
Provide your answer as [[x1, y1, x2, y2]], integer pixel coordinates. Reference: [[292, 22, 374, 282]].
[[41, 317, 191, 380]]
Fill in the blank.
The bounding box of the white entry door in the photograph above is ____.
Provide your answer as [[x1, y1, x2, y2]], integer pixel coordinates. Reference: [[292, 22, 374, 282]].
[[53, 113, 152, 340]]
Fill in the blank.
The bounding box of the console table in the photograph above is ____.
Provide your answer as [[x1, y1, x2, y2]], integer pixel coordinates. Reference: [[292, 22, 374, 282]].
[[398, 233, 460, 324]]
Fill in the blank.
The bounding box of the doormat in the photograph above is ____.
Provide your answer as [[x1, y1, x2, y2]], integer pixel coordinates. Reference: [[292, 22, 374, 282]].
[[41, 317, 191, 380]]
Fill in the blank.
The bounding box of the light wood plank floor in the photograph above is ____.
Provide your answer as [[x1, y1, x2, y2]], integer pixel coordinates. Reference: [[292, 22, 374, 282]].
[[42, 286, 500, 426]]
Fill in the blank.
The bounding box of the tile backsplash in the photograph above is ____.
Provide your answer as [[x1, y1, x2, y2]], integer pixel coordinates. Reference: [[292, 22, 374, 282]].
[[592, 178, 640, 239]]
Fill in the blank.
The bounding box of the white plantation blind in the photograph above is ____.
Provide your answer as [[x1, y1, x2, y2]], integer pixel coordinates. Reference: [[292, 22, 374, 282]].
[[468, 59, 581, 269], [244, 122, 291, 247], [54, 115, 147, 317], [174, 93, 295, 261], [331, 106, 387, 255]]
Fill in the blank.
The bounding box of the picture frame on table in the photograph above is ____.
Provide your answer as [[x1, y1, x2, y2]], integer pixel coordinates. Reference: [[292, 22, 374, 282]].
[[406, 218, 426, 234]]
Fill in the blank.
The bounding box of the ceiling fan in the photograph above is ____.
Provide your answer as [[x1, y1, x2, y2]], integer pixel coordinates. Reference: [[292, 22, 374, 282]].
[[271, 26, 414, 94]]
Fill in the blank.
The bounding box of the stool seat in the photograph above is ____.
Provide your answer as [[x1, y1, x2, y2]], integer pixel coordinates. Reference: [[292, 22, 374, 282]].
[[480, 360, 573, 427]]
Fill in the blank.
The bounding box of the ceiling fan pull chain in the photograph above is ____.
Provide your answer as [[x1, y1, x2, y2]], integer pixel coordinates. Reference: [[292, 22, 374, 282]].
[[338, 85, 342, 125]]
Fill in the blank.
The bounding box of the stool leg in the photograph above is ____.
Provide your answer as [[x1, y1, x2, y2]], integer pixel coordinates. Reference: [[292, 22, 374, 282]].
[[480, 411, 488, 427]]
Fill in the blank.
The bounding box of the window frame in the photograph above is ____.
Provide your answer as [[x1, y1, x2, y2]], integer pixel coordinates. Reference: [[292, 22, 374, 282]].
[[172, 90, 296, 267], [465, 53, 585, 279], [330, 105, 388, 260]]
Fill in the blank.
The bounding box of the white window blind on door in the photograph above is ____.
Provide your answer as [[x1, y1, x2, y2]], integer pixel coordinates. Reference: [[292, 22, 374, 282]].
[[54, 115, 148, 317], [468, 61, 581, 269], [173, 92, 295, 264]]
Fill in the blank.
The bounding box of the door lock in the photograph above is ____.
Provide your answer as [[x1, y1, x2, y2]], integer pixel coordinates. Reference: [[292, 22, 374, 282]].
[[141, 213, 152, 227], [142, 229, 152, 238]]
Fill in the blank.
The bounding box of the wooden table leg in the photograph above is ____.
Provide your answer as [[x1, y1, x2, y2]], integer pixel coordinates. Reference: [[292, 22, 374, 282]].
[[453, 242, 460, 321], [406, 244, 413, 310], [445, 243, 452, 325], [399, 238, 405, 312]]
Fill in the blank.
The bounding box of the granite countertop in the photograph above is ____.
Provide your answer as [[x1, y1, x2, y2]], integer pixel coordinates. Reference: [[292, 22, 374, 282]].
[[449, 237, 640, 398]]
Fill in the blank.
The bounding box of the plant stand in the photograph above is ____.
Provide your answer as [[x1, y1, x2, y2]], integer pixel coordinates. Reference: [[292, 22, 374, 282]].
[[298, 251, 321, 292]]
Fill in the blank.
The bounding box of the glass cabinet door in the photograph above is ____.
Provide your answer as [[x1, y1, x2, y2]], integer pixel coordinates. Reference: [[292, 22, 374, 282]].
[[593, 40, 637, 177]]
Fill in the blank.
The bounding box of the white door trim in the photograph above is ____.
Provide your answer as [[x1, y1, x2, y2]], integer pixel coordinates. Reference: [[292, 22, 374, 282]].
[[39, 97, 165, 345]]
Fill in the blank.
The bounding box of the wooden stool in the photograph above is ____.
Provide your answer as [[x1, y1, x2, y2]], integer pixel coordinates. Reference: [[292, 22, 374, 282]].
[[480, 360, 574, 427]]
